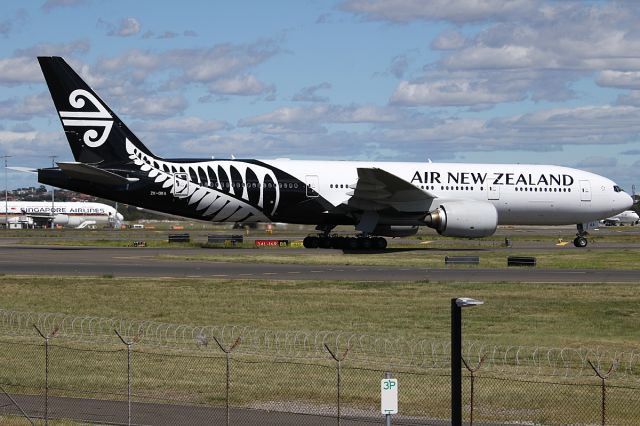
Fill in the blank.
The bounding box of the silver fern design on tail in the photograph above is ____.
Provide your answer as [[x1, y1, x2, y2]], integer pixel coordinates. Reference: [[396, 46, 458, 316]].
[[126, 140, 280, 222]]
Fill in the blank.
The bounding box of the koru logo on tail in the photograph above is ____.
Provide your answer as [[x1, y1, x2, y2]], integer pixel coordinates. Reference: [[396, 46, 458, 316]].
[[59, 89, 113, 148]]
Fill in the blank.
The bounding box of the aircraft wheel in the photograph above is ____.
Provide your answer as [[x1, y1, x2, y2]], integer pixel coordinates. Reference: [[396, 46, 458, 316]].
[[318, 237, 331, 249], [346, 237, 359, 250], [303, 236, 319, 249], [358, 238, 372, 250], [374, 237, 387, 250], [330, 236, 345, 249], [573, 236, 588, 248]]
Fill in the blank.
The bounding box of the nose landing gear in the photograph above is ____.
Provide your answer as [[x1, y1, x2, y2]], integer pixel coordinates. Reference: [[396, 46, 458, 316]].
[[573, 236, 588, 247], [573, 223, 589, 247]]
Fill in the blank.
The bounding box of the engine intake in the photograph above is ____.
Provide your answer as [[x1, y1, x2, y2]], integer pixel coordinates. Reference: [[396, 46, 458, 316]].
[[423, 201, 498, 238]]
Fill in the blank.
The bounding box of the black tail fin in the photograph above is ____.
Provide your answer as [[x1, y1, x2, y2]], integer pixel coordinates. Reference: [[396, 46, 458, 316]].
[[38, 56, 157, 165]]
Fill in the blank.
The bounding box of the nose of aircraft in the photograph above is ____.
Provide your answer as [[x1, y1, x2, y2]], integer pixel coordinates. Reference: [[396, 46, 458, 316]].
[[621, 192, 634, 210]]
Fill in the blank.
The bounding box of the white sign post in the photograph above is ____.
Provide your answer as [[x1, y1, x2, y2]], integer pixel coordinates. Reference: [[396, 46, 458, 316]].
[[381, 375, 398, 424]]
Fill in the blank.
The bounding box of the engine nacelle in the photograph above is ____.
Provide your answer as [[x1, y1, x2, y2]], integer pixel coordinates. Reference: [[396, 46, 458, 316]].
[[372, 225, 419, 237], [53, 214, 83, 227], [423, 201, 498, 238]]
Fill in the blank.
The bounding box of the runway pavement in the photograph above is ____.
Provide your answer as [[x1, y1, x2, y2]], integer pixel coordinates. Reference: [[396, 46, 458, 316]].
[[0, 245, 637, 282], [0, 393, 395, 426]]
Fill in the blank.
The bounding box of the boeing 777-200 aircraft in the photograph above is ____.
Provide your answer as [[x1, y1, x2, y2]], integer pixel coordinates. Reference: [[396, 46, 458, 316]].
[[36, 57, 633, 249], [0, 201, 123, 229]]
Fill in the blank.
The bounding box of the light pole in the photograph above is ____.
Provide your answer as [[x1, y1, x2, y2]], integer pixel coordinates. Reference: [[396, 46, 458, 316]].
[[451, 297, 484, 426], [49, 156, 57, 229], [1, 155, 12, 231]]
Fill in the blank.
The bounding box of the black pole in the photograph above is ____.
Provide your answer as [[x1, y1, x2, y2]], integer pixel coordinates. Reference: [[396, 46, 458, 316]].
[[451, 298, 462, 426]]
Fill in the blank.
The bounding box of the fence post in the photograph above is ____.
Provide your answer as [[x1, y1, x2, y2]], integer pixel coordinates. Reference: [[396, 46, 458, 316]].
[[212, 336, 242, 426], [587, 359, 618, 426], [0, 384, 35, 425], [115, 330, 139, 426], [461, 355, 486, 426], [324, 344, 350, 426], [33, 324, 58, 426]]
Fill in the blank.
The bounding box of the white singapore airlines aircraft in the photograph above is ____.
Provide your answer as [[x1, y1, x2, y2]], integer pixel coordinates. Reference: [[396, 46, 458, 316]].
[[0, 201, 123, 229], [601, 210, 639, 226], [35, 57, 633, 249]]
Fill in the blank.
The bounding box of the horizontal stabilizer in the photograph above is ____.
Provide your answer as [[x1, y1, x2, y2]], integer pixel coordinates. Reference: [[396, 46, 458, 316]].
[[7, 166, 37, 174], [57, 162, 138, 186]]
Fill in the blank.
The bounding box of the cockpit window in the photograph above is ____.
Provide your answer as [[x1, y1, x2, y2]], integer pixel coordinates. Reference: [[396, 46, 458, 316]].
[[613, 185, 623, 193]]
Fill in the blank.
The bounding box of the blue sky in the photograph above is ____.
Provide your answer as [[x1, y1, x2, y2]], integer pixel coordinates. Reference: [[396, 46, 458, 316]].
[[1, 0, 639, 192]]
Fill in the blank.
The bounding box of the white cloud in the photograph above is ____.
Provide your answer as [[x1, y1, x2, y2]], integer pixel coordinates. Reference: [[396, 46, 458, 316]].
[[0, 40, 90, 86], [444, 45, 545, 70], [95, 40, 280, 89], [431, 30, 466, 50], [108, 17, 141, 37], [208, 74, 272, 96], [0, 129, 66, 157], [0, 93, 52, 120], [388, 55, 409, 79], [597, 70, 640, 90], [616, 90, 640, 107], [41, 0, 85, 12], [157, 31, 178, 39], [292, 82, 332, 102], [16, 39, 90, 57], [390, 78, 523, 107], [177, 42, 279, 83], [340, 0, 538, 23], [0, 57, 42, 86], [239, 104, 404, 129], [353, 2, 640, 107], [179, 133, 258, 156], [575, 156, 618, 168], [119, 95, 188, 118], [140, 117, 231, 133]]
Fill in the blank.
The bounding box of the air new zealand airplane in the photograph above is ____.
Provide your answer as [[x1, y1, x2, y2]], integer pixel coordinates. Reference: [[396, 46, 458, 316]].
[[37, 57, 633, 249]]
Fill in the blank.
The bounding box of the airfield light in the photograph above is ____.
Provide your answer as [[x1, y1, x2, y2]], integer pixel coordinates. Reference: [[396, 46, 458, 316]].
[[451, 297, 484, 426]]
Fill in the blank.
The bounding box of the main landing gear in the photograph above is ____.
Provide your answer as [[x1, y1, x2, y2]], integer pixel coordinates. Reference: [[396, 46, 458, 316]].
[[302, 235, 387, 250], [573, 224, 588, 248]]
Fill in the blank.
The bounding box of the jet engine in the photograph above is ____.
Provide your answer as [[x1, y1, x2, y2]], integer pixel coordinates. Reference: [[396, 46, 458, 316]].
[[53, 214, 83, 227], [423, 201, 498, 238]]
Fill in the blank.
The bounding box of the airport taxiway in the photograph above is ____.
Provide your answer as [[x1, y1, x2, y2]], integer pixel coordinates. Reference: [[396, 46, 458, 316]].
[[0, 245, 637, 282]]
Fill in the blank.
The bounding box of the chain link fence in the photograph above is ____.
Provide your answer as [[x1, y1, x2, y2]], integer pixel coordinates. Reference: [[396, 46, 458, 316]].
[[1, 308, 639, 425]]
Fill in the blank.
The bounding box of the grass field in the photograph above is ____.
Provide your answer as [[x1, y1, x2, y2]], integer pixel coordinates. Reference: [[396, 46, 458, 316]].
[[160, 246, 640, 269], [1, 225, 638, 424], [1, 275, 639, 350]]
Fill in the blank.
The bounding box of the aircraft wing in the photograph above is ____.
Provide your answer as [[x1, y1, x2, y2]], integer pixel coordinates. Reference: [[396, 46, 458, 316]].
[[57, 162, 137, 186], [344, 167, 436, 212]]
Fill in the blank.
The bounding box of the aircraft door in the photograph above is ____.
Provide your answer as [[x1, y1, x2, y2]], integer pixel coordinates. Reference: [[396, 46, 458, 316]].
[[306, 175, 319, 198], [579, 180, 591, 201], [487, 184, 500, 200], [172, 172, 190, 198]]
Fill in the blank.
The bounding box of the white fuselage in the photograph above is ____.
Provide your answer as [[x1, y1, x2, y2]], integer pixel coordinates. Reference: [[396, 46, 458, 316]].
[[263, 160, 632, 225], [603, 210, 640, 225], [0, 201, 123, 228]]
